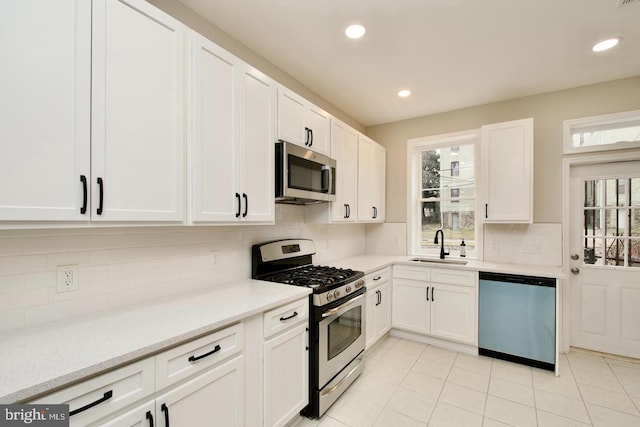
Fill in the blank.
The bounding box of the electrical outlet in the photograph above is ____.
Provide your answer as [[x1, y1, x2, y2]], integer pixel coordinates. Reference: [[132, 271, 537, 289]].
[[210, 251, 220, 269], [56, 265, 79, 293]]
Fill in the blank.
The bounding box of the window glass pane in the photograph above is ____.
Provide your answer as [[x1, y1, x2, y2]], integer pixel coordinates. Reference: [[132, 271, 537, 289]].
[[630, 239, 640, 268], [604, 238, 625, 266], [421, 201, 441, 242], [583, 209, 602, 237], [451, 188, 459, 198], [632, 209, 640, 238], [584, 180, 602, 208], [572, 124, 640, 148], [421, 200, 475, 250], [421, 149, 440, 191], [632, 178, 640, 207]]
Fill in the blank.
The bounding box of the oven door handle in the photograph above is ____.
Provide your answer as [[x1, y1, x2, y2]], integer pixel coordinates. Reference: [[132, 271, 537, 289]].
[[320, 357, 363, 397], [321, 294, 364, 318]]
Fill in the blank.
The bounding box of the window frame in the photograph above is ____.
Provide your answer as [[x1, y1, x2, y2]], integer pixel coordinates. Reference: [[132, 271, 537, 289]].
[[407, 129, 482, 258], [563, 109, 640, 155]]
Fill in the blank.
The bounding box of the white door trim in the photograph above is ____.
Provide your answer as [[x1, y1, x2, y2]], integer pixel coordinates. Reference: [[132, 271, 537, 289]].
[[561, 150, 640, 353]]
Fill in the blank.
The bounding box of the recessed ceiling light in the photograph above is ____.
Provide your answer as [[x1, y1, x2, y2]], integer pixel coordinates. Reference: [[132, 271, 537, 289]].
[[345, 24, 366, 39], [398, 89, 411, 98], [592, 38, 620, 52]]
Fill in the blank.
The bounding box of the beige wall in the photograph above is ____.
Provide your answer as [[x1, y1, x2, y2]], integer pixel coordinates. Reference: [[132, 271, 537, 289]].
[[366, 76, 640, 223], [148, 0, 365, 133]]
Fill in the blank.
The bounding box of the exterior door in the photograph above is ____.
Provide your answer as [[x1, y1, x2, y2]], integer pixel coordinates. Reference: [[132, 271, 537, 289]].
[[569, 161, 640, 358]]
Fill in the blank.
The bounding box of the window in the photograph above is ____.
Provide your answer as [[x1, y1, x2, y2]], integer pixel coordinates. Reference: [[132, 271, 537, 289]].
[[582, 176, 640, 268], [408, 130, 479, 257], [564, 109, 640, 154]]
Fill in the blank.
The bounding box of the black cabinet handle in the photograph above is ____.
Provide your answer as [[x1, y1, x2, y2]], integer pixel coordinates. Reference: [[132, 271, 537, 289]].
[[188, 344, 221, 362], [80, 175, 88, 214], [96, 177, 104, 215], [146, 410, 154, 427], [161, 403, 169, 427], [309, 128, 313, 147], [432, 287, 435, 302], [372, 206, 378, 219], [344, 204, 348, 219], [426, 286, 430, 301], [304, 127, 309, 146], [373, 276, 382, 281], [346, 204, 351, 218], [69, 390, 113, 417], [280, 311, 298, 321], [235, 193, 241, 218], [485, 203, 488, 219], [242, 193, 248, 218]]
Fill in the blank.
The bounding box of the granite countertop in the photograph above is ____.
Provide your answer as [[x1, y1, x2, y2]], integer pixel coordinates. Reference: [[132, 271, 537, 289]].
[[0, 279, 311, 404], [328, 254, 565, 279]]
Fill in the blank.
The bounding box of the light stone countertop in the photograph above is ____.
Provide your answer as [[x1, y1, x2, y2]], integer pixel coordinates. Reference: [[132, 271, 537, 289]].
[[327, 254, 565, 279], [0, 279, 311, 404]]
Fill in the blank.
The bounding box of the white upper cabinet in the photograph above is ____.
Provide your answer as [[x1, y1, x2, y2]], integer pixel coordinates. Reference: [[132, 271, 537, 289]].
[[277, 87, 330, 155], [330, 120, 359, 222], [357, 135, 385, 222], [0, 0, 91, 221], [481, 118, 533, 223], [189, 32, 275, 224], [92, 0, 185, 222]]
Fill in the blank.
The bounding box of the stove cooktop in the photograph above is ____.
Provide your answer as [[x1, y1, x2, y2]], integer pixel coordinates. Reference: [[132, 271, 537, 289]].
[[259, 265, 363, 292]]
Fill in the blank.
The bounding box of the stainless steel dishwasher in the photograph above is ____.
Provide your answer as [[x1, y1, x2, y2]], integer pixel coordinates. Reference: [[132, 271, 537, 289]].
[[478, 272, 556, 371]]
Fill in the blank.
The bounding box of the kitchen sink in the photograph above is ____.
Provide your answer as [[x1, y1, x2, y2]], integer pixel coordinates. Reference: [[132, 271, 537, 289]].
[[409, 258, 468, 266]]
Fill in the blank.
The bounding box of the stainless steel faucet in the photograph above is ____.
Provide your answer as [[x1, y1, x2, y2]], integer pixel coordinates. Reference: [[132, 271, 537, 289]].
[[434, 229, 450, 259]]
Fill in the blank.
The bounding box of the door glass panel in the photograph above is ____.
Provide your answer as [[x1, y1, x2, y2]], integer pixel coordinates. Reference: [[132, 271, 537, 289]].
[[630, 239, 640, 268], [604, 209, 626, 236], [604, 238, 625, 266], [327, 306, 361, 360], [632, 178, 640, 206], [606, 179, 627, 207], [632, 209, 640, 237], [583, 237, 601, 265], [584, 180, 602, 207], [583, 209, 601, 237]]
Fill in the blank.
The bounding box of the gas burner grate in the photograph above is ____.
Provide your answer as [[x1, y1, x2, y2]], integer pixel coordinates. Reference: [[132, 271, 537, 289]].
[[260, 265, 358, 289]]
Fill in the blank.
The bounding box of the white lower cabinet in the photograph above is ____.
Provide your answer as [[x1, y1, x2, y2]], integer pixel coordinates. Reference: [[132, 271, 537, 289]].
[[263, 299, 309, 427], [154, 356, 244, 427], [97, 400, 155, 427], [365, 268, 392, 349], [392, 266, 477, 345]]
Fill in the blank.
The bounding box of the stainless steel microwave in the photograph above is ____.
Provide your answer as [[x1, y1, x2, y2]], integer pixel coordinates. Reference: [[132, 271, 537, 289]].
[[275, 141, 336, 204]]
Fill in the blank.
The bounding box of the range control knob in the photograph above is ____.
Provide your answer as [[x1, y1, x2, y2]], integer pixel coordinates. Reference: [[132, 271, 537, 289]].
[[326, 292, 334, 302], [345, 285, 352, 293], [355, 279, 365, 289], [334, 290, 341, 299]]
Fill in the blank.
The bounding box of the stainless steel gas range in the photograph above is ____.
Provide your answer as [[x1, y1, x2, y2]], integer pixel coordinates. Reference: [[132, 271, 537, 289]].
[[252, 239, 366, 418]]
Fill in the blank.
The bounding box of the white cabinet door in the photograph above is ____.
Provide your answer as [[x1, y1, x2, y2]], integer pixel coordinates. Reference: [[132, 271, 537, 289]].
[[277, 88, 306, 146], [306, 104, 331, 155], [264, 323, 309, 427], [189, 32, 239, 222], [155, 356, 244, 427], [430, 283, 477, 345], [0, 0, 90, 222], [98, 400, 155, 427], [330, 120, 359, 222], [481, 118, 533, 223], [92, 0, 185, 222], [240, 67, 276, 223], [392, 279, 430, 334], [375, 281, 392, 339], [358, 135, 385, 222]]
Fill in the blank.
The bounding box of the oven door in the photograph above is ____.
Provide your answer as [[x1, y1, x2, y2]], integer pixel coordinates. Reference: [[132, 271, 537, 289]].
[[317, 292, 366, 388]]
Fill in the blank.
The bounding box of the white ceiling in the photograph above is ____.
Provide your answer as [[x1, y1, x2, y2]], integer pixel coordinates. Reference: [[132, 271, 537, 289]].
[[177, 0, 640, 127]]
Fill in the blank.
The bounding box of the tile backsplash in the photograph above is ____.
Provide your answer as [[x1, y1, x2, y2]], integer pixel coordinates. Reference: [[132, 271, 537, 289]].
[[0, 205, 366, 332]]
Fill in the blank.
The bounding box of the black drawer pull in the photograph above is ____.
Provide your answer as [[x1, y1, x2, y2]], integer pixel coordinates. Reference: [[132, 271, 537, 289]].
[[161, 403, 169, 427], [235, 193, 241, 218], [69, 390, 113, 417], [146, 410, 154, 427], [242, 193, 248, 217], [96, 177, 104, 215], [80, 175, 88, 214], [279, 311, 298, 321], [188, 344, 221, 362]]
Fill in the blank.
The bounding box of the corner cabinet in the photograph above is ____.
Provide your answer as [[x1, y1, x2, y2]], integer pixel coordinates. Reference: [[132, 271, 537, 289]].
[[188, 31, 275, 224], [91, 0, 185, 222], [481, 118, 533, 223], [365, 267, 392, 349], [392, 265, 477, 346], [357, 135, 386, 223], [277, 87, 331, 156]]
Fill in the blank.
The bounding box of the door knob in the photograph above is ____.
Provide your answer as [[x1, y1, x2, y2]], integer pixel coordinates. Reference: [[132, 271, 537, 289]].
[[570, 254, 579, 261], [571, 267, 580, 275]]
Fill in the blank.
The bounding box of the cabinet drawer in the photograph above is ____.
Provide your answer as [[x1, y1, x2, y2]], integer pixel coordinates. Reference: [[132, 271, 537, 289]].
[[431, 268, 476, 287], [31, 358, 155, 426], [393, 265, 430, 281], [365, 267, 391, 289], [263, 298, 309, 339], [155, 323, 244, 390]]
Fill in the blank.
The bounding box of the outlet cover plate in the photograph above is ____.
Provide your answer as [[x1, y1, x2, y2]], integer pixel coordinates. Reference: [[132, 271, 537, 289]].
[[56, 265, 79, 293]]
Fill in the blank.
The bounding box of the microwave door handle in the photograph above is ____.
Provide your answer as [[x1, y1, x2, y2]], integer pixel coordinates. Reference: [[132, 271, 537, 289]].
[[321, 167, 329, 193]]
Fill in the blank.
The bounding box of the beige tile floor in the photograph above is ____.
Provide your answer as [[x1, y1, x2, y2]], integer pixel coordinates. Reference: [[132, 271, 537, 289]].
[[295, 336, 640, 427]]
